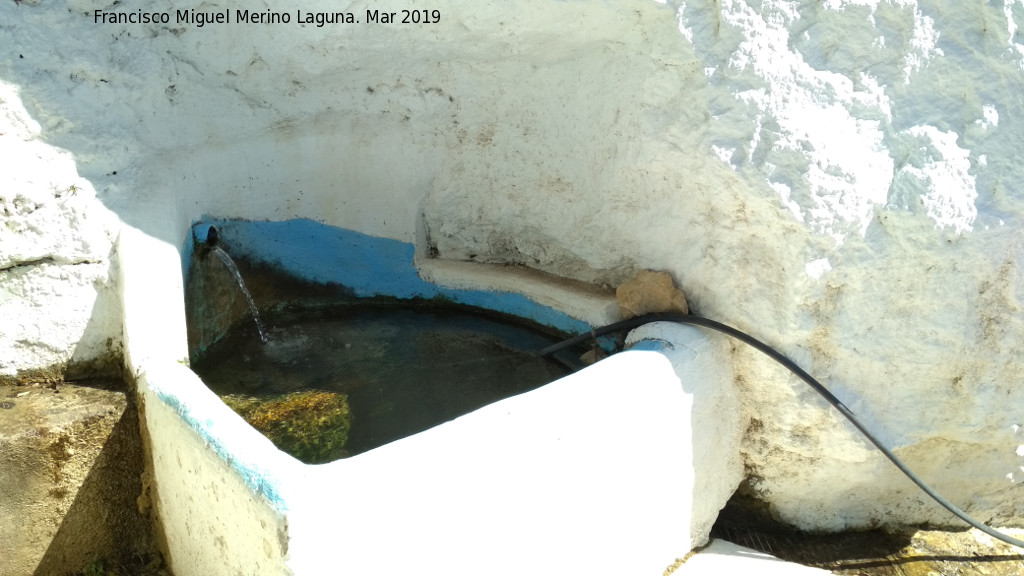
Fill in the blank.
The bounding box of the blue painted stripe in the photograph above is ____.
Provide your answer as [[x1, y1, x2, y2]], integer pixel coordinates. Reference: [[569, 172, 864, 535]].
[[185, 217, 594, 334], [153, 385, 293, 512]]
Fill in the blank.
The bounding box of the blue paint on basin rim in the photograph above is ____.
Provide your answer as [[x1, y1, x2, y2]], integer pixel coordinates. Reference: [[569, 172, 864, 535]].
[[186, 217, 594, 335]]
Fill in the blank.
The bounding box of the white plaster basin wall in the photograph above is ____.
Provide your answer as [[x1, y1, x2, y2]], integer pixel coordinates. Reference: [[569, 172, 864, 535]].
[[136, 364, 295, 576], [288, 325, 742, 576]]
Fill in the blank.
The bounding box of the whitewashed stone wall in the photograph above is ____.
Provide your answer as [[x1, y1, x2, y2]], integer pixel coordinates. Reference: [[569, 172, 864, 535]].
[[1, 0, 1022, 531], [0, 81, 121, 381]]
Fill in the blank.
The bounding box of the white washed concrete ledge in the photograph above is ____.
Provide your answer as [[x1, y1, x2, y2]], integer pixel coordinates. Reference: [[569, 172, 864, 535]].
[[119, 217, 755, 575], [288, 343, 738, 575]]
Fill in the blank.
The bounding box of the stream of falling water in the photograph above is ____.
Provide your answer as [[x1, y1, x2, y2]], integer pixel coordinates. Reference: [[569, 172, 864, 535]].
[[211, 245, 269, 343]]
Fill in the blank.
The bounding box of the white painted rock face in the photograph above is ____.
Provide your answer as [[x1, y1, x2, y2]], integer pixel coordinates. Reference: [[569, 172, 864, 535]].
[[2, 0, 1023, 532], [428, 1, 1024, 531], [0, 81, 120, 380]]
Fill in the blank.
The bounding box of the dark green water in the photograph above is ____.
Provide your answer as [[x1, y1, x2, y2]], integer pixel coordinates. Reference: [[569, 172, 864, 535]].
[[191, 304, 573, 459]]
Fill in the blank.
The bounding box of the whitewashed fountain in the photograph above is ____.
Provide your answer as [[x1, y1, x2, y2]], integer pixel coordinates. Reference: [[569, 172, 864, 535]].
[[4, 0, 1024, 573], [121, 217, 743, 576]]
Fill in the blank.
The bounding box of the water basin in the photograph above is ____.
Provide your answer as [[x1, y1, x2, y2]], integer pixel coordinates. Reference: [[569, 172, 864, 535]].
[[127, 218, 738, 575], [191, 302, 573, 461]]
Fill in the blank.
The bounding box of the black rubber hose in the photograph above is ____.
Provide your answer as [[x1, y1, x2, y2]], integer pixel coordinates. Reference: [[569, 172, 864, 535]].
[[541, 312, 1024, 549]]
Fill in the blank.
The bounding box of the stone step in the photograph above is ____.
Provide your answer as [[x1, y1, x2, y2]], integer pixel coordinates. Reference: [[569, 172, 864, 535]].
[[0, 380, 154, 576]]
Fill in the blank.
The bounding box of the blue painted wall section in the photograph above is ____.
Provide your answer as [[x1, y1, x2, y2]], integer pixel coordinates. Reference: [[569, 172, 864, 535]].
[[187, 218, 594, 335]]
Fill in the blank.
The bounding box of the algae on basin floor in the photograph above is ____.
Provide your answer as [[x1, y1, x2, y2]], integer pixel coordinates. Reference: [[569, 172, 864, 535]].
[[222, 390, 351, 463]]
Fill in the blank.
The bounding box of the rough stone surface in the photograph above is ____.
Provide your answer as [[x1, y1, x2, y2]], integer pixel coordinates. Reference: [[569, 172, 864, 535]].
[[185, 244, 264, 359], [0, 381, 153, 576], [616, 269, 690, 318], [2, 0, 1024, 534], [0, 79, 122, 382]]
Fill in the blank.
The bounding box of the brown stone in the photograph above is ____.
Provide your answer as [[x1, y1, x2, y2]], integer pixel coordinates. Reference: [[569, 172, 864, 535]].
[[0, 380, 156, 576], [579, 346, 609, 366], [615, 270, 689, 319]]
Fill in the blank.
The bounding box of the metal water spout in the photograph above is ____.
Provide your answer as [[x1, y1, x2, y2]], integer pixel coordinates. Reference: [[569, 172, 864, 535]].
[[206, 225, 220, 247]]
